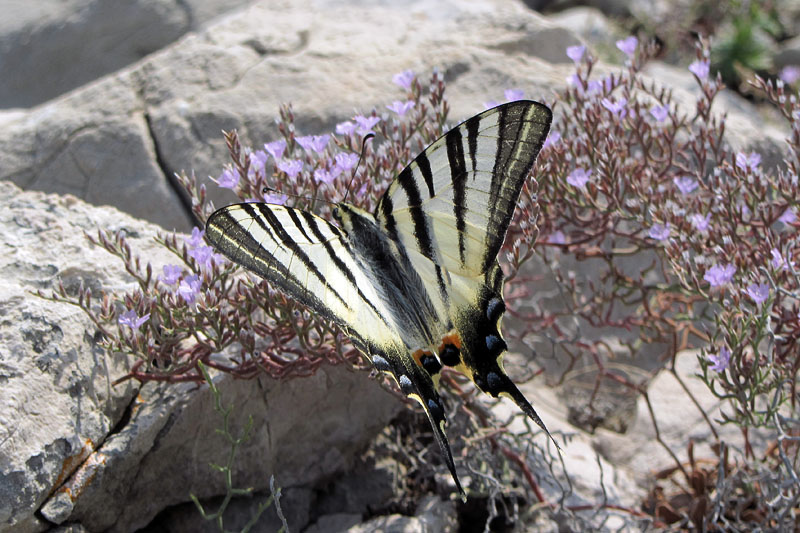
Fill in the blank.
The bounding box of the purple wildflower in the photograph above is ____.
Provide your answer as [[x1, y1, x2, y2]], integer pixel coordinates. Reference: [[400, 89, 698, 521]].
[[386, 100, 415, 116], [566, 44, 586, 64], [264, 140, 286, 161], [567, 167, 592, 188], [119, 309, 150, 330], [277, 159, 303, 178], [770, 248, 795, 270], [484, 99, 499, 109], [770, 248, 784, 269], [543, 130, 561, 149], [392, 70, 415, 89], [690, 213, 712, 232], [178, 275, 202, 305], [616, 36, 638, 58], [335, 152, 359, 172], [160, 264, 182, 285], [296, 135, 330, 154], [745, 283, 770, 306], [188, 245, 220, 269], [601, 97, 627, 117], [186, 227, 205, 248], [648, 223, 670, 241], [215, 167, 240, 190], [735, 151, 761, 170], [704, 263, 736, 287], [548, 230, 566, 244], [265, 192, 288, 205], [650, 104, 669, 122], [779, 207, 796, 225], [708, 346, 731, 372], [314, 168, 338, 184], [566, 73, 582, 88], [505, 89, 524, 101], [587, 80, 603, 94], [335, 121, 357, 136], [673, 176, 698, 194], [354, 115, 380, 135], [741, 204, 751, 218], [689, 59, 710, 80], [250, 150, 268, 173], [780, 66, 800, 84]]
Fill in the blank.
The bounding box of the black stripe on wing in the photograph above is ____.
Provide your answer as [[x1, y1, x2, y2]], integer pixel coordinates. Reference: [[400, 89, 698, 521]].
[[482, 103, 551, 273], [205, 206, 348, 324], [446, 123, 469, 266], [251, 204, 352, 310], [297, 210, 389, 324], [378, 172, 449, 304]]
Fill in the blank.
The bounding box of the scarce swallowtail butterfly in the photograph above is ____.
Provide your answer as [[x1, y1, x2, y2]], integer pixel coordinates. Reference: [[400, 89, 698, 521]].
[[205, 100, 554, 498]]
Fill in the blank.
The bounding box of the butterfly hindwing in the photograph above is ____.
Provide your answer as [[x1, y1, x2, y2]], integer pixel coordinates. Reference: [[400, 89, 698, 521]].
[[205, 100, 554, 498]]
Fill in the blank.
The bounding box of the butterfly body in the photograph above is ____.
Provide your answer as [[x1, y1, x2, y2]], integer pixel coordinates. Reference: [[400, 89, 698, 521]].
[[206, 101, 554, 497]]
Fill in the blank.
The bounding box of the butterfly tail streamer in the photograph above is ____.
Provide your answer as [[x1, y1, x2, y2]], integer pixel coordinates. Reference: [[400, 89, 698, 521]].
[[498, 375, 561, 452], [419, 397, 467, 501]]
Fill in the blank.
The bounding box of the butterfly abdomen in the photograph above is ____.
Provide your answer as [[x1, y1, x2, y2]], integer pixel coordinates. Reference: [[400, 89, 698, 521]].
[[333, 203, 445, 347]]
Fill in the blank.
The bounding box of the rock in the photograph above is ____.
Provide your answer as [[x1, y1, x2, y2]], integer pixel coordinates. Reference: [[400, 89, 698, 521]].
[[0, 0, 790, 237], [305, 513, 363, 533], [0, 0, 573, 233], [0, 0, 252, 109], [0, 182, 400, 533], [492, 368, 643, 514], [0, 181, 144, 532], [346, 514, 430, 533], [152, 486, 313, 533], [593, 351, 772, 488], [549, 7, 615, 51], [775, 34, 800, 69], [414, 495, 458, 532]]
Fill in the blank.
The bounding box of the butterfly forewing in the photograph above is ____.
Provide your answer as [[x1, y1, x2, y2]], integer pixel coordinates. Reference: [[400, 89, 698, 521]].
[[376, 102, 552, 276], [206, 203, 401, 347]]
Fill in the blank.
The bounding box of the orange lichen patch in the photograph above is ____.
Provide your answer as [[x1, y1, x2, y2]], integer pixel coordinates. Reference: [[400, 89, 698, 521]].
[[439, 331, 462, 351], [58, 451, 107, 502], [53, 438, 94, 490], [412, 349, 433, 368]]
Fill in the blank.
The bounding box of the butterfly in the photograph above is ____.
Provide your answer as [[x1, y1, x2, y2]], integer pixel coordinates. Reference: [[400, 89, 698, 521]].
[[205, 100, 554, 497]]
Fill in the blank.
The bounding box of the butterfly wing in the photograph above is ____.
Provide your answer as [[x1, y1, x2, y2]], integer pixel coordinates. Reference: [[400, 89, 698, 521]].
[[206, 201, 465, 494], [374, 100, 556, 438], [206, 203, 390, 343], [375, 101, 552, 276]]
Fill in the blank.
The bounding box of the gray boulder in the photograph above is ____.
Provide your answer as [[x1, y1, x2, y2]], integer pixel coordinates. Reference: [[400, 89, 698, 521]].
[[0, 0, 253, 109]]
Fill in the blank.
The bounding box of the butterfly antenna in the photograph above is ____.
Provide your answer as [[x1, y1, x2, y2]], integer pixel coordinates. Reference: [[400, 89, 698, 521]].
[[341, 133, 374, 205]]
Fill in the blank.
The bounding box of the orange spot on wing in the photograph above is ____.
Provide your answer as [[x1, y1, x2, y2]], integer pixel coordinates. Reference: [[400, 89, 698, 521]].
[[439, 332, 462, 351], [412, 349, 432, 368]]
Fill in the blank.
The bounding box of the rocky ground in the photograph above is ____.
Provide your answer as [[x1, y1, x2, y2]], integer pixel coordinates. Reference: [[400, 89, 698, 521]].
[[1, 0, 797, 531]]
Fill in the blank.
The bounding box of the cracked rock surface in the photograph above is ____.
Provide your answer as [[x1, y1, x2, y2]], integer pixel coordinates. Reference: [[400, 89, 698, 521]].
[[0, 0, 575, 233], [0, 182, 398, 532]]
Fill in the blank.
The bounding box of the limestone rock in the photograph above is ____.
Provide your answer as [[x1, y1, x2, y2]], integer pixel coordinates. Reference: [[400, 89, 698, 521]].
[[0, 0, 253, 109], [0, 181, 399, 533], [0, 0, 572, 233]]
